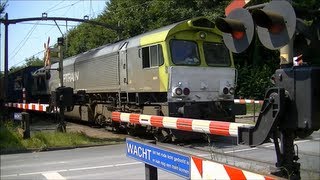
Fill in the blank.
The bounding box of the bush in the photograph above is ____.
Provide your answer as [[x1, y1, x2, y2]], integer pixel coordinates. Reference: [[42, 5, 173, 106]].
[[236, 64, 275, 99]]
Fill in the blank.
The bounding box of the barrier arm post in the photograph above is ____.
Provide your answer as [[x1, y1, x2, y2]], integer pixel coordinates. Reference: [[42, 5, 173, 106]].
[[145, 163, 158, 180], [145, 140, 158, 180]]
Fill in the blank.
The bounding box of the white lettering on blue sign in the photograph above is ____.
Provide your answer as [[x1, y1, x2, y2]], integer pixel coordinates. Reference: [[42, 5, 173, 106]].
[[127, 143, 151, 160], [126, 139, 190, 178]]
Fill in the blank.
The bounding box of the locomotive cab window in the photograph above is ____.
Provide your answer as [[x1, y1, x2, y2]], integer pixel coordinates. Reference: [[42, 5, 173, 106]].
[[142, 44, 164, 68], [170, 40, 200, 65], [204, 42, 231, 66], [14, 77, 23, 91]]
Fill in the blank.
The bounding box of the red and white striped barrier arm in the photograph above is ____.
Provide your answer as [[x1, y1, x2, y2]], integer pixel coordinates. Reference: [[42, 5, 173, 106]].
[[111, 112, 252, 137], [5, 103, 49, 112], [190, 156, 276, 179], [234, 99, 264, 104]]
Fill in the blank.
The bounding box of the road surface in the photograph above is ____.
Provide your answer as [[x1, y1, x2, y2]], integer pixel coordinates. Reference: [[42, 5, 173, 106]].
[[1, 131, 319, 179]]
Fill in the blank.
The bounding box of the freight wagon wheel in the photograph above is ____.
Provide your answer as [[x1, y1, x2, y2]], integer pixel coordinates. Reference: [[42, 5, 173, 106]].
[[154, 128, 172, 143]]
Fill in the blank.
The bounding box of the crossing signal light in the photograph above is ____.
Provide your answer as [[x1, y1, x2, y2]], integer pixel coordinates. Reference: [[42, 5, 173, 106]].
[[252, 0, 296, 50], [217, 0, 296, 52], [216, 8, 254, 53]]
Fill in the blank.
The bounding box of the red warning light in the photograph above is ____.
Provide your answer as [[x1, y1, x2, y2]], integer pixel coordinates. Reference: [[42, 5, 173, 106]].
[[232, 31, 245, 40], [269, 24, 285, 34]]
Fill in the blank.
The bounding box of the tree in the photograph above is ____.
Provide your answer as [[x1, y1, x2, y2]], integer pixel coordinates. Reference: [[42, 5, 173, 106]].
[[0, 1, 7, 14], [8, 56, 43, 73], [64, 0, 230, 58], [25, 56, 43, 67]]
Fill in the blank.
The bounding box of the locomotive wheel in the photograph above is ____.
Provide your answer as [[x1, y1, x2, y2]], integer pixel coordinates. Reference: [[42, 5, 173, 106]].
[[154, 128, 172, 143], [95, 114, 106, 127]]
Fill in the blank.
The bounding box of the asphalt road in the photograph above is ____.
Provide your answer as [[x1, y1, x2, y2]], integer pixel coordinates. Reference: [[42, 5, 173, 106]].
[[1, 144, 183, 180], [1, 131, 319, 180]]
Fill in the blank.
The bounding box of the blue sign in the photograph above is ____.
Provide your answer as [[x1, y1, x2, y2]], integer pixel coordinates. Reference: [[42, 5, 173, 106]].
[[126, 138, 190, 178], [14, 113, 22, 121]]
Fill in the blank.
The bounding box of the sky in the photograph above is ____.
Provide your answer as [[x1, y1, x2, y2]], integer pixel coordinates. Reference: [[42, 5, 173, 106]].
[[0, 0, 108, 71]]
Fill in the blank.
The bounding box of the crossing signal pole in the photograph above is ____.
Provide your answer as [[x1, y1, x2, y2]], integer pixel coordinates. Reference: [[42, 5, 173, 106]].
[[216, 1, 320, 179]]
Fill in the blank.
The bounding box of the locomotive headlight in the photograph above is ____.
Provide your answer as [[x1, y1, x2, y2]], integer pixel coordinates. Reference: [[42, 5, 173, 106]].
[[174, 87, 183, 96], [229, 87, 235, 95], [199, 32, 207, 39], [223, 87, 229, 95]]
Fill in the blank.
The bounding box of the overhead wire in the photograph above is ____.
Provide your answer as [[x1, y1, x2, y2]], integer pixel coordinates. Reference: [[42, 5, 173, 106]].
[[45, 0, 83, 37], [45, 0, 66, 13], [9, 21, 40, 61], [46, 0, 82, 13], [10, 44, 55, 68], [9, 0, 103, 68], [9, 1, 71, 67]]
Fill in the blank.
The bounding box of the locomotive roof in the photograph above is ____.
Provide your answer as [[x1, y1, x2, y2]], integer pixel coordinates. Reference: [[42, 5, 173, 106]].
[[52, 17, 216, 66]]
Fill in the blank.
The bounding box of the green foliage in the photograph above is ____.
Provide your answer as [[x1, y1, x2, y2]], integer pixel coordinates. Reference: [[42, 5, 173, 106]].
[[9, 56, 43, 73], [0, 121, 120, 153], [64, 0, 230, 57], [25, 56, 43, 67], [236, 64, 274, 99], [0, 121, 25, 151], [65, 22, 117, 58], [292, 0, 320, 9], [0, 1, 7, 14]]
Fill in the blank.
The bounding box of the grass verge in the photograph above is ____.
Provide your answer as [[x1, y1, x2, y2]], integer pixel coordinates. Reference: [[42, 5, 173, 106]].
[[0, 121, 123, 154], [246, 104, 262, 115]]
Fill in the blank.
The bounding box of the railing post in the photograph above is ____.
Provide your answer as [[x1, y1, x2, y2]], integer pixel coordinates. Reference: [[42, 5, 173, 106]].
[[145, 163, 158, 180], [22, 112, 30, 139], [253, 101, 256, 122]]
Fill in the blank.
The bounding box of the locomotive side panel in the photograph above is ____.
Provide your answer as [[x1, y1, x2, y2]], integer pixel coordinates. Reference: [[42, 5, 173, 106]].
[[48, 57, 76, 93], [63, 58, 76, 90], [126, 46, 160, 92], [74, 52, 120, 93], [49, 63, 59, 93]]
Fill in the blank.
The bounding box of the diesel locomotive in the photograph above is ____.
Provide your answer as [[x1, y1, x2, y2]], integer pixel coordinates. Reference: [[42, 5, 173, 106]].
[[32, 17, 238, 139]]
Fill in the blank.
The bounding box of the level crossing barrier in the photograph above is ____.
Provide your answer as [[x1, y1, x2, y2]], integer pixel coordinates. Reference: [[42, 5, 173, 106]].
[[5, 103, 49, 112], [112, 112, 253, 137], [234, 99, 264, 104]]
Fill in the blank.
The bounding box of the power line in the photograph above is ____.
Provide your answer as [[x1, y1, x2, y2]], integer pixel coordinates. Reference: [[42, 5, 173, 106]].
[[10, 45, 54, 68], [45, 0, 66, 13], [9, 21, 40, 63], [9, 21, 39, 59], [46, 0, 82, 13], [44, 1, 79, 36]]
